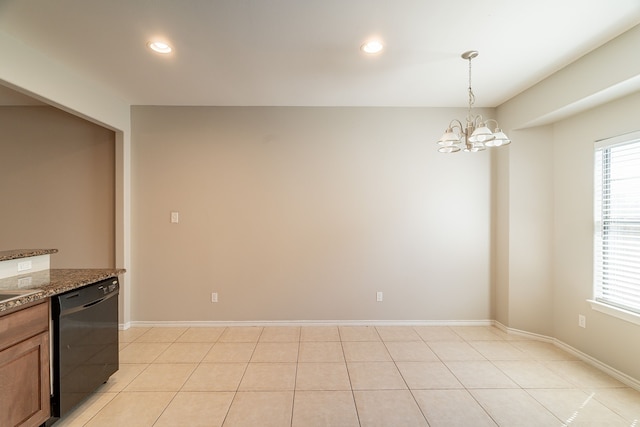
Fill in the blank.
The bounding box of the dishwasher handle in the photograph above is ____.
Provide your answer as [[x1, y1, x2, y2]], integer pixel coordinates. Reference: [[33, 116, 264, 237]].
[[57, 290, 118, 317], [55, 278, 119, 316]]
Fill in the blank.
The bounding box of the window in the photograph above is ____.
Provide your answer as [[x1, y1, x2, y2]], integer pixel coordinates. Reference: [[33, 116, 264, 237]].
[[593, 131, 640, 320]]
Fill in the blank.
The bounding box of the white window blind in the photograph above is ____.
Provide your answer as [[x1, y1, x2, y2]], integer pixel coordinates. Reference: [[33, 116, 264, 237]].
[[594, 131, 640, 315]]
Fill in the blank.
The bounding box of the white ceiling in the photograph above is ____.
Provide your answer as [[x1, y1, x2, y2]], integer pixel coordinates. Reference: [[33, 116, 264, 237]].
[[1, 0, 639, 107]]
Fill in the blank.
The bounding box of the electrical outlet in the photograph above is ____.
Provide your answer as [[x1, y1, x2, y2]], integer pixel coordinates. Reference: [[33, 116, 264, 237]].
[[17, 260, 32, 272], [211, 292, 218, 303], [578, 314, 586, 328], [170, 211, 179, 223], [18, 276, 32, 287], [376, 291, 383, 302]]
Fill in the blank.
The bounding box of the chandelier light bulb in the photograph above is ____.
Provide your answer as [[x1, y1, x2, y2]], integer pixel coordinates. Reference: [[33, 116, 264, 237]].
[[486, 128, 511, 147], [469, 124, 494, 143]]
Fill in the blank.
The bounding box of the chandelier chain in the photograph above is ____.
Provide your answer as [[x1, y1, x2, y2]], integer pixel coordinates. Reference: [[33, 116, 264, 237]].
[[467, 56, 475, 122]]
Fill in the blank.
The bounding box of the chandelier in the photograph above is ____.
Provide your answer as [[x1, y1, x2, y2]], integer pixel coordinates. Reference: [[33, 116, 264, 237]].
[[436, 51, 511, 153]]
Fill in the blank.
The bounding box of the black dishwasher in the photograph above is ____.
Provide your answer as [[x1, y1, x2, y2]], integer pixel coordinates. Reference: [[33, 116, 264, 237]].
[[51, 277, 119, 419]]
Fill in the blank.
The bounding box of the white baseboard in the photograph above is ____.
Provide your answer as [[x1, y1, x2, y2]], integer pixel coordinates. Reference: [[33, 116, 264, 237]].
[[493, 321, 640, 392], [122, 319, 494, 328], [119, 321, 132, 330], [552, 339, 640, 392], [492, 321, 555, 343]]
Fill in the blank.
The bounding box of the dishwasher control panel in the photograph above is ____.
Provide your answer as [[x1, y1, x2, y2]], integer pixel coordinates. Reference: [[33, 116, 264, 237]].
[[97, 279, 119, 295]]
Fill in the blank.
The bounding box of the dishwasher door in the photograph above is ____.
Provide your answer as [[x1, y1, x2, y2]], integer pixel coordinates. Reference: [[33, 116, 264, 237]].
[[51, 278, 119, 418]]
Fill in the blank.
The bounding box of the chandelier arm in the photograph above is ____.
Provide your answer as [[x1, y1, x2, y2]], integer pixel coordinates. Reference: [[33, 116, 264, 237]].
[[448, 119, 464, 132], [484, 118, 500, 129], [471, 114, 484, 127]]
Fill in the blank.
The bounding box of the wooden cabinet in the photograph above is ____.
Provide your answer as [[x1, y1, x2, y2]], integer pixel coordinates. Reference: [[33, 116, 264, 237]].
[[0, 301, 50, 427]]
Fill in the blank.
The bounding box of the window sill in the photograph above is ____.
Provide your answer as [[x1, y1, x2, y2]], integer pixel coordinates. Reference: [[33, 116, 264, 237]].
[[588, 300, 640, 326]]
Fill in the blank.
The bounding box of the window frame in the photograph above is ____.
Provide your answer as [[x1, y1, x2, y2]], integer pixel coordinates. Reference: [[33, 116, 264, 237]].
[[589, 130, 640, 326]]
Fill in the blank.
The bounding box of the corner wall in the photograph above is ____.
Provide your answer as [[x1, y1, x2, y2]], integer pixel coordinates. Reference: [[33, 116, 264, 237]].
[[491, 126, 555, 336], [507, 126, 554, 335]]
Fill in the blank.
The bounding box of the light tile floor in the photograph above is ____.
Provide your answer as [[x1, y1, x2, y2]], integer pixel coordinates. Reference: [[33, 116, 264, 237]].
[[54, 325, 640, 426]]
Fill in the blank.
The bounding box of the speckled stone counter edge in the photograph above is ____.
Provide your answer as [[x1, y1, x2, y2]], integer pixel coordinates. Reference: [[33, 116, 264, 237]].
[[0, 268, 125, 313], [0, 249, 59, 262]]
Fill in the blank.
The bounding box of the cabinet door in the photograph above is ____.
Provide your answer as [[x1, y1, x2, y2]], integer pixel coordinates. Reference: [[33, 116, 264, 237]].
[[0, 331, 50, 427]]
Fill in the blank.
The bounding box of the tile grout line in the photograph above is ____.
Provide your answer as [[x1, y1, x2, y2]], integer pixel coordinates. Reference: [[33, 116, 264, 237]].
[[339, 326, 363, 427], [448, 327, 567, 426], [132, 326, 191, 426], [124, 329, 164, 426], [96, 329, 157, 426], [396, 326, 434, 426], [482, 339, 602, 425], [219, 327, 263, 426], [419, 326, 500, 426], [289, 331, 302, 427], [382, 327, 430, 426]]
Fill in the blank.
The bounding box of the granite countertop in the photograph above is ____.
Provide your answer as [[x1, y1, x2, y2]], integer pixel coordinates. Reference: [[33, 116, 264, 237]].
[[0, 248, 59, 261], [0, 268, 125, 313]]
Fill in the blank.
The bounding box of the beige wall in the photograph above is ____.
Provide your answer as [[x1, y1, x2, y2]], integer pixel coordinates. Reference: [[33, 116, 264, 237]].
[[0, 106, 116, 268], [131, 106, 494, 322], [496, 23, 640, 381], [492, 147, 509, 325], [552, 91, 640, 381], [508, 126, 555, 335], [492, 127, 555, 337]]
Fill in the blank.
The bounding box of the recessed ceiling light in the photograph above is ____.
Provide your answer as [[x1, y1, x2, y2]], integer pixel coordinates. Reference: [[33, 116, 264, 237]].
[[361, 40, 384, 54], [147, 41, 172, 54]]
